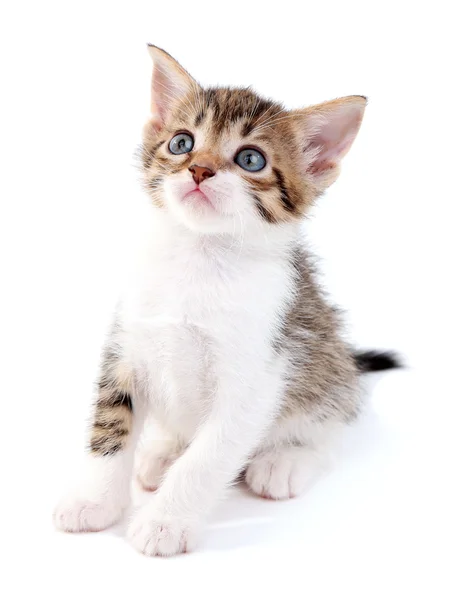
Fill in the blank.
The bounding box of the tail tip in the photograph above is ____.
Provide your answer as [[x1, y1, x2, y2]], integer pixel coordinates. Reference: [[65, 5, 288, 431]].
[[354, 350, 402, 373]]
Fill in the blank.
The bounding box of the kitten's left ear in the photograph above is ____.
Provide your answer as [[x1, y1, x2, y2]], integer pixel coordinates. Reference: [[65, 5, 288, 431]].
[[147, 44, 198, 130], [293, 95, 367, 191]]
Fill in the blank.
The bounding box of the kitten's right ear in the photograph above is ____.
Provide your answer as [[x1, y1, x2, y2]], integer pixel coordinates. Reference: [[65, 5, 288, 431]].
[[147, 44, 198, 130]]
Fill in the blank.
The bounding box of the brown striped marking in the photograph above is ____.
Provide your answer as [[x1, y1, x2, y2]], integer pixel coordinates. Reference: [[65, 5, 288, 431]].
[[90, 394, 132, 456], [200, 88, 283, 137], [273, 168, 297, 213], [248, 169, 303, 223], [252, 193, 276, 224], [141, 139, 165, 169], [89, 346, 134, 457]]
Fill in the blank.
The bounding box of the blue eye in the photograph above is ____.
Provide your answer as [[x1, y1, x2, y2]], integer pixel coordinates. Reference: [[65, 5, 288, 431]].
[[235, 148, 266, 172], [169, 132, 194, 155]]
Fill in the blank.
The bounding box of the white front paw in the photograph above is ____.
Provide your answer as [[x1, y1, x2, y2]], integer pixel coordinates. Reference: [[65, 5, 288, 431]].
[[53, 494, 124, 532], [127, 505, 198, 556]]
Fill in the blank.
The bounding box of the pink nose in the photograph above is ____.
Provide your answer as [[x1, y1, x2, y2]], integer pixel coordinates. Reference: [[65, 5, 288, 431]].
[[188, 164, 215, 185]]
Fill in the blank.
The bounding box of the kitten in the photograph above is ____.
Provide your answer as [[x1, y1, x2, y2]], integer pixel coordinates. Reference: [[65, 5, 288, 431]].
[[53, 45, 399, 556]]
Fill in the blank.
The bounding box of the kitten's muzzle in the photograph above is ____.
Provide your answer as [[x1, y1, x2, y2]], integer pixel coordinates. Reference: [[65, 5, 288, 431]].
[[188, 165, 215, 185]]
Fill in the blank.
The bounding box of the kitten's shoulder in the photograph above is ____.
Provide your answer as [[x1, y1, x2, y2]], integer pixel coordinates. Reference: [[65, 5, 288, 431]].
[[278, 243, 360, 422], [287, 244, 340, 325]]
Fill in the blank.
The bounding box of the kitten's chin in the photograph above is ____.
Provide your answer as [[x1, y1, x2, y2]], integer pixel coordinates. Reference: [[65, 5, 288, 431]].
[[169, 204, 237, 234], [165, 193, 236, 234]]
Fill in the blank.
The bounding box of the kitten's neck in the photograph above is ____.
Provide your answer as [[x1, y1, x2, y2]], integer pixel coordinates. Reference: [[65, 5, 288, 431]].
[[148, 209, 301, 262]]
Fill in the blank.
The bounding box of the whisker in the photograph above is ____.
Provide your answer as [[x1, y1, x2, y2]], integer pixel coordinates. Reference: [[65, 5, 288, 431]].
[[252, 104, 276, 128], [252, 111, 308, 134], [246, 96, 261, 124], [252, 107, 287, 132]]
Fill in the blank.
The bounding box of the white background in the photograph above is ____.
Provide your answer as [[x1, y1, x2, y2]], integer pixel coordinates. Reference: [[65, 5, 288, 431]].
[[1, 1, 462, 598]]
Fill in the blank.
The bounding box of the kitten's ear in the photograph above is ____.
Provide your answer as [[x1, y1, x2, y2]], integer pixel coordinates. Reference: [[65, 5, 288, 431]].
[[293, 96, 366, 191], [147, 44, 198, 130]]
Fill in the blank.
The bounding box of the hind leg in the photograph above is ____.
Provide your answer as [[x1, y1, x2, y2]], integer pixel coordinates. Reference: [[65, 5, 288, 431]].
[[136, 437, 184, 492], [245, 417, 344, 500], [245, 446, 325, 500]]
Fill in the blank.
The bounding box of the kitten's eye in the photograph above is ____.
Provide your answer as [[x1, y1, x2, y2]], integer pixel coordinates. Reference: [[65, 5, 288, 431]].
[[235, 147, 266, 172], [169, 132, 194, 155]]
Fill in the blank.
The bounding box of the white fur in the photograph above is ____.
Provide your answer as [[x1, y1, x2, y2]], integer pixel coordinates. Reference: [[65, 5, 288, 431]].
[[120, 209, 296, 554], [54, 184, 338, 555], [246, 446, 322, 500], [53, 454, 132, 532], [54, 400, 146, 533], [163, 164, 260, 234], [136, 434, 183, 491]]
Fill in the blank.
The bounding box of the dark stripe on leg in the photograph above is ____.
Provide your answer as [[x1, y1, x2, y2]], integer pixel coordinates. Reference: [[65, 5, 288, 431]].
[[90, 364, 133, 456]]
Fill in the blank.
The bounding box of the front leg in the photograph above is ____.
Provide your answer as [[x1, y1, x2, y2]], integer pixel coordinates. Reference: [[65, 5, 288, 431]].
[[53, 336, 145, 533], [127, 355, 284, 556]]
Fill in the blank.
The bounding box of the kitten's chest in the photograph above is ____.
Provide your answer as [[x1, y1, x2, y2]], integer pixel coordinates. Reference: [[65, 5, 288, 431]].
[[125, 244, 286, 337], [120, 242, 292, 428], [119, 249, 265, 432]]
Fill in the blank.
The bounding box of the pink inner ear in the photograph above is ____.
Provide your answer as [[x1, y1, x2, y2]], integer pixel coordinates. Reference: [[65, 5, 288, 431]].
[[150, 62, 194, 127], [151, 64, 174, 124], [309, 137, 354, 174], [304, 102, 365, 175]]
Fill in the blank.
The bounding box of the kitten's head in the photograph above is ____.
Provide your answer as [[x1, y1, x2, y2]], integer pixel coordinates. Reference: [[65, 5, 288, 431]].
[[141, 45, 366, 235]]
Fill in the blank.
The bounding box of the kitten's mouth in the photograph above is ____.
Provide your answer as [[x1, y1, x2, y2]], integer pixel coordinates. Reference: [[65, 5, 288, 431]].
[[183, 187, 214, 208]]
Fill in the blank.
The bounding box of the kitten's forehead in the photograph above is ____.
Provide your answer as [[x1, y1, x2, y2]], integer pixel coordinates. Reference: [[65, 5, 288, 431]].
[[177, 86, 284, 139]]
